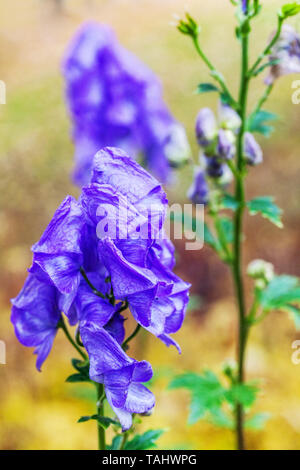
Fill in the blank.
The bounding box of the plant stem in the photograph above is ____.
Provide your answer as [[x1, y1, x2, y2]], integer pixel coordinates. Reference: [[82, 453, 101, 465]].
[[192, 36, 236, 106], [252, 84, 274, 116], [59, 316, 87, 360], [122, 324, 141, 350], [232, 25, 250, 451], [96, 383, 106, 450], [248, 17, 283, 77]]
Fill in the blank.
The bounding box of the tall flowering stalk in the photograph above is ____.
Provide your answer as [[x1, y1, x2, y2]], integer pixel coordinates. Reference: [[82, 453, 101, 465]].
[[171, 1, 300, 450], [11, 148, 190, 450]]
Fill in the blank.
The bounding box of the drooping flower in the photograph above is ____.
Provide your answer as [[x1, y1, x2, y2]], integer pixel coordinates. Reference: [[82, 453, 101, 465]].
[[265, 25, 300, 84], [195, 108, 218, 148], [63, 22, 190, 185], [187, 167, 209, 205], [217, 129, 236, 160], [11, 146, 190, 429], [244, 132, 263, 165], [11, 274, 61, 371]]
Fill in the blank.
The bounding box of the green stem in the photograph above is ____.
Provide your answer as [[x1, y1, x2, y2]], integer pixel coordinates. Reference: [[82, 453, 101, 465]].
[[59, 316, 87, 360], [192, 36, 236, 106], [248, 16, 283, 77], [96, 383, 106, 450], [80, 267, 106, 300], [122, 324, 141, 350], [232, 26, 250, 451], [252, 84, 274, 116]]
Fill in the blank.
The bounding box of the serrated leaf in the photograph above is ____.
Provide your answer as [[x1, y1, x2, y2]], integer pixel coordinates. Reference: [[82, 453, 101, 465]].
[[245, 412, 270, 430], [247, 110, 278, 137], [247, 196, 283, 228], [258, 275, 300, 312], [124, 430, 165, 450], [225, 383, 259, 408], [169, 371, 226, 425], [196, 83, 219, 94]]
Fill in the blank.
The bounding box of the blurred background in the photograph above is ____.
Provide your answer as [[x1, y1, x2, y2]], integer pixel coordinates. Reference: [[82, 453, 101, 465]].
[[0, 0, 300, 450]]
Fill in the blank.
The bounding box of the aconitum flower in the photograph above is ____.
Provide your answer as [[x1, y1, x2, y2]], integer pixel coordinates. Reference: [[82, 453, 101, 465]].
[[265, 25, 300, 84], [11, 146, 190, 430], [195, 108, 217, 147], [11, 275, 61, 371], [244, 132, 263, 165], [63, 22, 190, 185], [187, 167, 209, 205]]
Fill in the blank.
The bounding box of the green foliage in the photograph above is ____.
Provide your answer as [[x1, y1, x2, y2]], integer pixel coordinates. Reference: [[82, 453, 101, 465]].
[[220, 194, 240, 211], [258, 275, 300, 313], [77, 415, 121, 429], [66, 358, 91, 383], [247, 196, 283, 228], [218, 216, 234, 244], [196, 83, 219, 94], [204, 223, 221, 252], [279, 3, 300, 19], [124, 430, 165, 450], [245, 412, 270, 430], [107, 435, 123, 450], [247, 110, 278, 136], [169, 370, 260, 428]]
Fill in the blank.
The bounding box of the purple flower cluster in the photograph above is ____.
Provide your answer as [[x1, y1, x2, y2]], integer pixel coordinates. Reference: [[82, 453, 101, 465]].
[[11, 147, 190, 430], [188, 101, 263, 205], [63, 22, 190, 186], [265, 25, 300, 84]]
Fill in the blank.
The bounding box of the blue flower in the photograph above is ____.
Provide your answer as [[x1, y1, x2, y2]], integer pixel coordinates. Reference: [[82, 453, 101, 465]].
[[63, 22, 189, 185], [187, 167, 209, 205], [244, 132, 263, 166], [11, 147, 190, 429], [11, 275, 61, 371]]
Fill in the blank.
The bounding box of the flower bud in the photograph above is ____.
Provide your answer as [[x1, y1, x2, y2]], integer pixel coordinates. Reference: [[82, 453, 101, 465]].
[[187, 167, 209, 205], [217, 129, 236, 160], [247, 259, 275, 289], [218, 101, 241, 131], [165, 123, 191, 167], [205, 156, 233, 186], [195, 108, 217, 147], [244, 132, 263, 165]]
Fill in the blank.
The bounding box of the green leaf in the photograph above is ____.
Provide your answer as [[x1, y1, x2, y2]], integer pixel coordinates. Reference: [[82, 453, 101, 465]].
[[247, 110, 278, 137], [169, 371, 226, 425], [196, 83, 219, 94], [204, 223, 221, 251], [258, 275, 300, 312], [279, 3, 300, 19], [66, 373, 91, 383], [77, 415, 121, 429], [282, 304, 300, 329], [247, 196, 283, 228], [220, 194, 240, 211], [218, 216, 234, 243], [209, 408, 234, 429], [225, 383, 259, 407], [107, 435, 123, 450], [245, 412, 270, 430], [124, 430, 165, 450]]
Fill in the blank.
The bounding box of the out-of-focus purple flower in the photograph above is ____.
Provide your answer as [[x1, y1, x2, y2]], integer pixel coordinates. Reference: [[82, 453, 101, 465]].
[[187, 167, 209, 205], [205, 156, 224, 178], [244, 132, 263, 165], [11, 275, 61, 371], [218, 102, 241, 131], [265, 25, 300, 84], [217, 129, 235, 160], [63, 22, 189, 185], [195, 108, 217, 147]]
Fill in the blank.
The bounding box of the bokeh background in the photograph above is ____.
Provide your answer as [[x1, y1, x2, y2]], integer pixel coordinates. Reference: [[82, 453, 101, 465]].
[[1, 0, 300, 450]]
